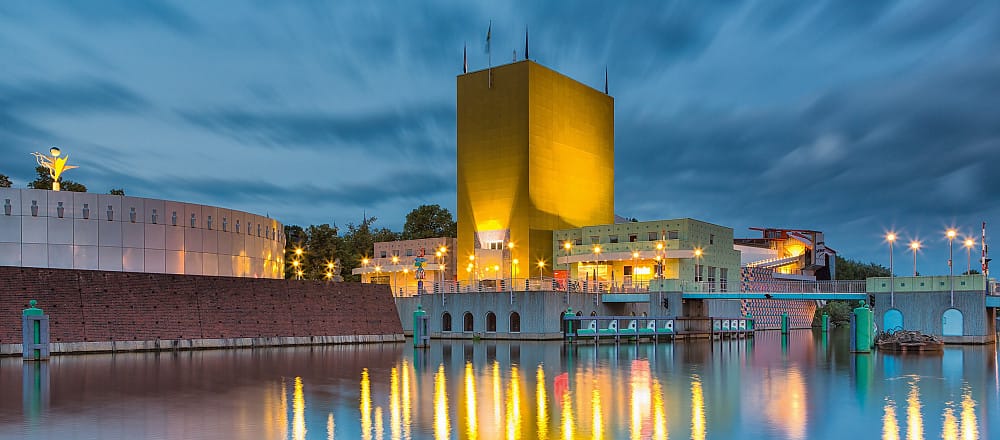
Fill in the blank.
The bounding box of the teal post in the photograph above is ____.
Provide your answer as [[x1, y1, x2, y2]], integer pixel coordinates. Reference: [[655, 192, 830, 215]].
[[746, 313, 754, 330], [851, 300, 873, 353], [563, 308, 575, 342], [780, 312, 789, 335], [413, 305, 428, 349], [22, 300, 49, 361], [821, 313, 829, 333]]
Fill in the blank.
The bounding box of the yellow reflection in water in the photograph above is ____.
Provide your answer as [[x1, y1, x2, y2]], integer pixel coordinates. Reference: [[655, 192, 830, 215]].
[[466, 362, 479, 440], [391, 367, 401, 440], [293, 377, 307, 440], [960, 387, 978, 440], [493, 361, 503, 430], [375, 406, 384, 440], [264, 381, 289, 440], [652, 378, 668, 440], [691, 375, 705, 440], [327, 413, 335, 440], [561, 390, 575, 440], [435, 364, 451, 440], [506, 365, 522, 440], [592, 388, 604, 440], [630, 360, 651, 440], [906, 380, 923, 440], [361, 369, 372, 440], [769, 367, 806, 440], [942, 406, 958, 440], [883, 399, 900, 440], [402, 361, 411, 440], [279, 380, 289, 440], [536, 365, 548, 440]]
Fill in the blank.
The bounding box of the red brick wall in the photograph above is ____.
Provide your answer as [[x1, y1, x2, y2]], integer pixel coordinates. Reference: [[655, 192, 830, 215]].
[[0, 267, 402, 343]]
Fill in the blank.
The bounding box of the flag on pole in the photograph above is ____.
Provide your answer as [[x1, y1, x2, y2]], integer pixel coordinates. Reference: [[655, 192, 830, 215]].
[[604, 67, 609, 94], [463, 44, 468, 73], [486, 21, 492, 56], [524, 27, 529, 60]]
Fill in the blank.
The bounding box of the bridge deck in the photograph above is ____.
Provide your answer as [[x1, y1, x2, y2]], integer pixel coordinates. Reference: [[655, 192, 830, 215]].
[[986, 296, 1000, 308], [599, 292, 868, 302]]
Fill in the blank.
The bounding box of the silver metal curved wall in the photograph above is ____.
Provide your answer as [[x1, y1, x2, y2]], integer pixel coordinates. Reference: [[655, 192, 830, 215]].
[[0, 188, 285, 278]]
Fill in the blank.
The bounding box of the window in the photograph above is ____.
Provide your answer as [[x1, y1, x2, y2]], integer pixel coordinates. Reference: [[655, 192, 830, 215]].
[[235, 220, 240, 232], [509, 312, 521, 333], [487, 241, 504, 250], [609, 235, 619, 243], [647, 232, 657, 241], [667, 230, 679, 240], [486, 312, 497, 332], [710, 234, 715, 245], [720, 268, 728, 292], [442, 313, 452, 332], [392, 250, 399, 257], [380, 250, 387, 258], [406, 249, 414, 257], [574, 238, 583, 246], [695, 264, 703, 282], [707, 266, 716, 292], [463, 312, 474, 332], [590, 235, 599, 244], [629, 234, 637, 242], [190, 213, 196, 228]]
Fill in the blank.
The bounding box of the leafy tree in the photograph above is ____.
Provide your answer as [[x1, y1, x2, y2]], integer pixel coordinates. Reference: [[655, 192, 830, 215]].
[[109, 188, 125, 195], [28, 166, 87, 192], [813, 300, 856, 327], [283, 216, 399, 281], [401, 204, 457, 239], [835, 256, 890, 280], [0, 174, 11, 188]]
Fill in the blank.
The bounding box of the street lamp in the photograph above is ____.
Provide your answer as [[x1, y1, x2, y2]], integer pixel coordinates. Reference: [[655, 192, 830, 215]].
[[291, 259, 301, 280], [507, 241, 515, 282], [631, 250, 639, 287], [593, 245, 602, 284], [947, 229, 957, 306], [694, 248, 703, 288], [909, 240, 921, 276], [563, 241, 573, 283], [537, 260, 546, 281], [886, 232, 896, 307], [361, 257, 370, 283], [964, 238, 975, 274], [655, 242, 665, 278], [403, 268, 409, 296], [391, 255, 400, 295]]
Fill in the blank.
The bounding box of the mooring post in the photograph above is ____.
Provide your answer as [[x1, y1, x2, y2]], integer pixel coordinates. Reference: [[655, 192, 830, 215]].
[[21, 300, 50, 361], [563, 308, 575, 342], [822, 313, 829, 333], [413, 305, 429, 349], [781, 312, 789, 335]]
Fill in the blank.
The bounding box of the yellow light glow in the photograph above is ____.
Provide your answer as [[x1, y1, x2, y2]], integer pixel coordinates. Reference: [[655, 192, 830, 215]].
[[291, 260, 300, 267], [362, 257, 369, 265], [436, 251, 442, 258], [440, 246, 448, 254], [691, 375, 705, 440], [327, 262, 334, 269], [392, 256, 399, 264], [592, 388, 604, 440], [961, 387, 978, 440], [295, 248, 303, 256], [508, 242, 515, 250], [886, 232, 897, 243], [947, 229, 957, 239], [402, 361, 411, 440], [964, 238, 975, 248], [390, 367, 401, 440], [656, 242, 664, 250], [537, 260, 546, 269], [493, 265, 499, 272], [561, 390, 575, 440], [470, 255, 476, 261], [293, 377, 307, 440], [906, 381, 924, 440], [505, 366, 522, 440], [593, 245, 601, 254], [564, 241, 572, 250], [634, 267, 651, 276], [694, 248, 703, 257], [375, 407, 384, 440], [296, 270, 304, 277], [632, 251, 639, 259], [942, 407, 957, 440], [512, 259, 519, 265], [883, 399, 900, 440], [652, 378, 668, 440], [403, 268, 409, 274], [361, 369, 372, 440], [434, 364, 450, 440], [910, 241, 921, 251], [492, 361, 502, 432], [328, 413, 335, 440]]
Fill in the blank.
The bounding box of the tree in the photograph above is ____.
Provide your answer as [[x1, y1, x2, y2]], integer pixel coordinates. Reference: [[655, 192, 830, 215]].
[[28, 166, 87, 192], [401, 204, 457, 239], [962, 269, 981, 275], [109, 188, 125, 195], [835, 256, 891, 280], [0, 174, 11, 188]]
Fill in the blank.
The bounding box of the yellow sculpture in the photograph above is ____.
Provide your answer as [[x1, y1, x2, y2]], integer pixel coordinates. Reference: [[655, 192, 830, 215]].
[[31, 147, 78, 191]]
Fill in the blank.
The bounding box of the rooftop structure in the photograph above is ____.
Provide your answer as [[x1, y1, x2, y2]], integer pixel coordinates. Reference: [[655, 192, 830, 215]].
[[352, 237, 457, 296]]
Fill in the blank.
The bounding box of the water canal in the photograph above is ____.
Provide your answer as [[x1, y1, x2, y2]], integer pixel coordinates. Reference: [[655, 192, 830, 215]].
[[1, 329, 997, 439]]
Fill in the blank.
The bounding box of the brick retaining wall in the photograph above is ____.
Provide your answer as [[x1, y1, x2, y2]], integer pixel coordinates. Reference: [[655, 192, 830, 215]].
[[0, 266, 403, 354]]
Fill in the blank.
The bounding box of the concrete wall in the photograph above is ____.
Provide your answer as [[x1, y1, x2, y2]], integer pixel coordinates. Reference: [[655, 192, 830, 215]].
[[0, 188, 285, 278], [873, 290, 995, 344], [0, 266, 403, 355]]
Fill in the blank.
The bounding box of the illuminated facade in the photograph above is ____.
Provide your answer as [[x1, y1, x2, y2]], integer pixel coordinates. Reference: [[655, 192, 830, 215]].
[[352, 237, 457, 295], [553, 218, 741, 291], [735, 228, 836, 280], [0, 188, 285, 278], [457, 60, 614, 281]]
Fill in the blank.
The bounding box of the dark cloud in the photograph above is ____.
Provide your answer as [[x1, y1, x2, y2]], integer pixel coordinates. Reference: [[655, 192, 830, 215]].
[[0, 78, 148, 115], [59, 0, 200, 33]]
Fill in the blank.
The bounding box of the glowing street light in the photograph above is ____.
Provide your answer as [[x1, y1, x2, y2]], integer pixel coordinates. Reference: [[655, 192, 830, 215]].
[[361, 257, 370, 283], [886, 232, 896, 306], [964, 238, 975, 274], [694, 248, 703, 286], [947, 229, 957, 306], [909, 240, 921, 276], [537, 260, 546, 281]]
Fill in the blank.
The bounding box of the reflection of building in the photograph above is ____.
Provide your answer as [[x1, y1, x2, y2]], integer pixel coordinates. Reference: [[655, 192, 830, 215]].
[[0, 188, 285, 278], [553, 218, 740, 290], [353, 237, 456, 295], [456, 60, 614, 281]]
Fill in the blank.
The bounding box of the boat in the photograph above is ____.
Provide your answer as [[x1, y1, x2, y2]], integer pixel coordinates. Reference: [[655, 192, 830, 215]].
[[876, 330, 944, 352]]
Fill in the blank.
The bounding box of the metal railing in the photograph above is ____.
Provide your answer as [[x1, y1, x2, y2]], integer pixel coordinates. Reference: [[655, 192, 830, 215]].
[[384, 277, 868, 296]]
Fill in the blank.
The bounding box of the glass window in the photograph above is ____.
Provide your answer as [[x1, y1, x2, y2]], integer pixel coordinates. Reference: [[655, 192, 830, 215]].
[[710, 234, 715, 245], [609, 235, 618, 243], [707, 266, 716, 292], [575, 238, 583, 246], [486, 312, 497, 332], [629, 234, 637, 242], [647, 232, 657, 241], [464, 312, 474, 332], [509, 312, 520, 333], [406, 249, 414, 256], [720, 268, 728, 292], [442, 313, 452, 332], [380, 250, 387, 258], [590, 235, 599, 244], [667, 230, 679, 240]]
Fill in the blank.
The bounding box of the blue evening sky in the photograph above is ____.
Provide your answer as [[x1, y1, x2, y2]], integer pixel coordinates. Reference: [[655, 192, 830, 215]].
[[1, 1, 998, 274]]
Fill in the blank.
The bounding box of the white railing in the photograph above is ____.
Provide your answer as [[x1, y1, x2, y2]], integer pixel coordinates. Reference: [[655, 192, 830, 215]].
[[741, 280, 867, 294], [383, 277, 868, 296]]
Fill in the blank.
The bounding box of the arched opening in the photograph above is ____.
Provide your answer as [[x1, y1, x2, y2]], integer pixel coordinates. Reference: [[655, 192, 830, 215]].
[[942, 309, 964, 336], [486, 312, 497, 333], [590, 311, 597, 316], [576, 311, 582, 316], [510, 312, 521, 333], [442, 312, 452, 332], [883, 309, 903, 334], [463, 312, 474, 332]]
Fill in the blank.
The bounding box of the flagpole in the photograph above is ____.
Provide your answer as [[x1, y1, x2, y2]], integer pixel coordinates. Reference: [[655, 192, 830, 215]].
[[487, 21, 492, 89]]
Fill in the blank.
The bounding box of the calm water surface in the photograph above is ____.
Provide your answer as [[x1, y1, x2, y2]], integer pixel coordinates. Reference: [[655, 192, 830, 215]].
[[1, 329, 998, 439]]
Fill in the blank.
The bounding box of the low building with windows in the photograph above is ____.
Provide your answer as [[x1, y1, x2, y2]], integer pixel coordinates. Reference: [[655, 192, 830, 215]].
[[552, 218, 741, 292], [353, 237, 456, 296]]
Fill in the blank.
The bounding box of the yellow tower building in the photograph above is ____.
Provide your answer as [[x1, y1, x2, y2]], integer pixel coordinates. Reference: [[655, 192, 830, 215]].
[[457, 60, 614, 282]]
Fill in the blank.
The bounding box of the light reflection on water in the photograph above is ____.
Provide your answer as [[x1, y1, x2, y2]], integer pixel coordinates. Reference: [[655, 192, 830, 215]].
[[0, 329, 997, 439]]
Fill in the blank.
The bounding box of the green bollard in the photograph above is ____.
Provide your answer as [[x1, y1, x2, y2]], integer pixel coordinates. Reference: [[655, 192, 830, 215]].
[[413, 305, 428, 348], [746, 313, 754, 330], [821, 313, 829, 333], [22, 300, 49, 361], [851, 300, 873, 353], [563, 308, 575, 342], [781, 312, 789, 335]]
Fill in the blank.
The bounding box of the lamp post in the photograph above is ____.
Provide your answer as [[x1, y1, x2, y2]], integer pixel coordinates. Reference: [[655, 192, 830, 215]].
[[964, 238, 975, 274], [631, 250, 639, 290], [910, 240, 921, 277], [512, 259, 519, 289], [469, 254, 477, 283], [593, 245, 602, 288], [361, 257, 370, 283], [291, 259, 301, 280], [403, 268, 409, 296], [947, 229, 957, 307], [886, 232, 896, 307], [563, 241, 573, 288], [655, 242, 665, 278], [537, 260, 546, 281], [391, 255, 400, 295], [507, 242, 515, 285], [694, 248, 703, 290]]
